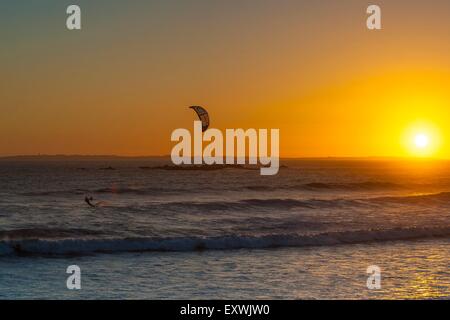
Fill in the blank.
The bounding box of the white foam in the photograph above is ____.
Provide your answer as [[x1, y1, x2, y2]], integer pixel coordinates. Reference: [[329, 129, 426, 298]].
[[1, 226, 450, 256]]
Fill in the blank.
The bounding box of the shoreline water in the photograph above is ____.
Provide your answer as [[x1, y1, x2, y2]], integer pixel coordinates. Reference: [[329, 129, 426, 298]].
[[1, 238, 449, 300]]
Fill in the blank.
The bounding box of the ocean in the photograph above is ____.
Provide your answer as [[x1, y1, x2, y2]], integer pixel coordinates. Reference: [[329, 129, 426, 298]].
[[1, 158, 450, 299]]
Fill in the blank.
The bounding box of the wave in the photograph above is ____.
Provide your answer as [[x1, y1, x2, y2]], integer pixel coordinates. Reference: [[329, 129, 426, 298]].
[[166, 199, 311, 211], [22, 186, 186, 197], [20, 180, 439, 198], [245, 181, 405, 192], [1, 226, 450, 256], [22, 189, 89, 196], [302, 181, 404, 190], [177, 191, 450, 211], [93, 186, 186, 195], [370, 192, 450, 205], [0, 228, 105, 241], [166, 197, 368, 211], [20, 191, 450, 213], [216, 192, 450, 210]]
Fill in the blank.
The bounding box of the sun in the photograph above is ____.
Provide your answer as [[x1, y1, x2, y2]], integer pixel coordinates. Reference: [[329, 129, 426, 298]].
[[414, 133, 429, 149], [403, 122, 442, 157]]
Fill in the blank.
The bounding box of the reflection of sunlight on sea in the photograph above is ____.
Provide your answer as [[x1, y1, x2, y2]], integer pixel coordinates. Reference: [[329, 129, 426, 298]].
[[386, 253, 450, 299], [1, 239, 450, 299]]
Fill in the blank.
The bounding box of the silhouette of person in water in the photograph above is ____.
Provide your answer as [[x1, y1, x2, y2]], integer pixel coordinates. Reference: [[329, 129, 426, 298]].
[[85, 196, 95, 207]]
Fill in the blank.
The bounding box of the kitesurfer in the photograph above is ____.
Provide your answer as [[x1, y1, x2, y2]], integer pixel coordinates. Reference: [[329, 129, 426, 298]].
[[85, 196, 96, 207]]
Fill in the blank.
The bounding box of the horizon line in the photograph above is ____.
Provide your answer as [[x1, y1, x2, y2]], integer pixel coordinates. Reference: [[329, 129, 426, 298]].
[[0, 154, 448, 161]]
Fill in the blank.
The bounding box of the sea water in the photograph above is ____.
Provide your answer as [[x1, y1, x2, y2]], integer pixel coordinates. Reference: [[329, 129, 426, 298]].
[[1, 158, 450, 299]]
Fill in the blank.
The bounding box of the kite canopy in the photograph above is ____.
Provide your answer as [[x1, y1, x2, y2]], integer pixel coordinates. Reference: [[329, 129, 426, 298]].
[[189, 106, 209, 132]]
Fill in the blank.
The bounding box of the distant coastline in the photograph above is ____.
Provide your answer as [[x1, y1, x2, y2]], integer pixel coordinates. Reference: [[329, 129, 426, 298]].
[[0, 155, 170, 161]]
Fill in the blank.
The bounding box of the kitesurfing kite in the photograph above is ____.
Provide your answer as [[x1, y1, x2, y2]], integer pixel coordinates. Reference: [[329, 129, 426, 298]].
[[190, 106, 209, 132]]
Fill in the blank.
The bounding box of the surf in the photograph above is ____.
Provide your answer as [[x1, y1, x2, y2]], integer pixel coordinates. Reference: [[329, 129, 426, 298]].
[[2, 226, 450, 257]]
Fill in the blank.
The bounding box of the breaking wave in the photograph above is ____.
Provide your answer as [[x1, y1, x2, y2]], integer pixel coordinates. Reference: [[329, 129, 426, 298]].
[[1, 226, 450, 257]]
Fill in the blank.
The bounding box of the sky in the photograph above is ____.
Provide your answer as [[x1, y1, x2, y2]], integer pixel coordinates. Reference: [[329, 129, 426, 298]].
[[1, 0, 450, 158]]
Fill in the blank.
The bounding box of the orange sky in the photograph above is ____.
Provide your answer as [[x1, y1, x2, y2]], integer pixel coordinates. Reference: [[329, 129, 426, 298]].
[[1, 0, 450, 158]]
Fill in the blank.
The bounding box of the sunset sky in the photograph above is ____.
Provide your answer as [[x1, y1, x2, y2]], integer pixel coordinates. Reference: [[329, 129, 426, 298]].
[[1, 0, 449, 158]]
